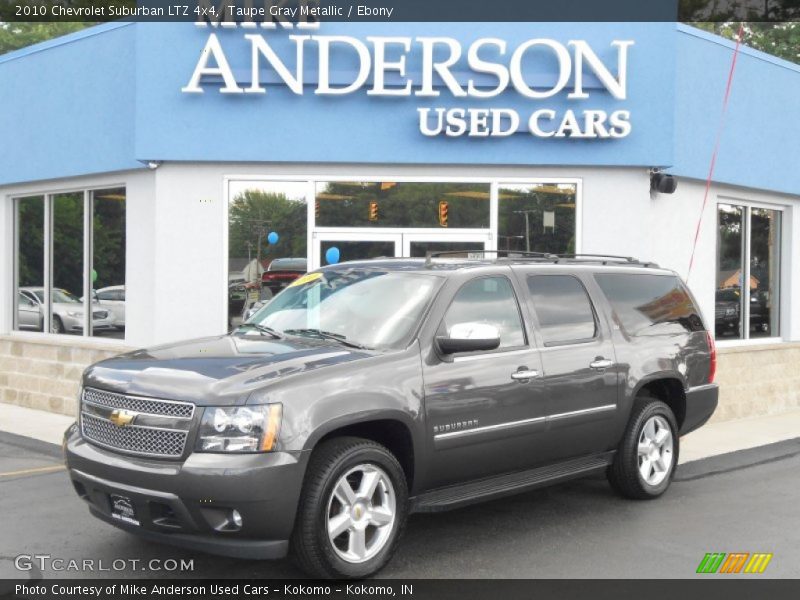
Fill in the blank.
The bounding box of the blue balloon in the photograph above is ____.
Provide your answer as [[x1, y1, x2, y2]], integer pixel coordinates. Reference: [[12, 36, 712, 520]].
[[325, 246, 340, 265], [267, 231, 279, 245]]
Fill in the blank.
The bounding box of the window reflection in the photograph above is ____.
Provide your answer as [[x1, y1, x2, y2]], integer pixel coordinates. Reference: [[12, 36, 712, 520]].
[[528, 275, 597, 345], [749, 209, 780, 338], [91, 188, 126, 339], [51, 193, 84, 335], [715, 204, 745, 339], [498, 183, 576, 255], [315, 182, 490, 229], [227, 181, 308, 329], [715, 203, 781, 340], [15, 196, 45, 332], [443, 277, 525, 349]]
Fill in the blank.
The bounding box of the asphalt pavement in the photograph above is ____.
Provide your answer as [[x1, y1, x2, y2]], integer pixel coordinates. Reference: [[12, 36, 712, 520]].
[[1, 431, 799, 579]]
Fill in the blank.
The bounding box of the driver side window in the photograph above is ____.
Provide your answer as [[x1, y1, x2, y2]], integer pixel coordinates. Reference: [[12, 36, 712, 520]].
[[443, 276, 526, 349]]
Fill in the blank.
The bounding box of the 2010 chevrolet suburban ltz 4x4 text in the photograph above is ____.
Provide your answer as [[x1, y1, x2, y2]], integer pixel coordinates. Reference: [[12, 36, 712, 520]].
[[65, 253, 719, 578]]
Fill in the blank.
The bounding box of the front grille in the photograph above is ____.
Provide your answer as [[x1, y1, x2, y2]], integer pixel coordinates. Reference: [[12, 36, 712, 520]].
[[82, 387, 194, 419], [81, 413, 187, 458]]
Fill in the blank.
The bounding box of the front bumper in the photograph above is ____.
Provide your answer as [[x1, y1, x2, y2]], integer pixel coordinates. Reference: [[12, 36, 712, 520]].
[[62, 315, 115, 332], [680, 383, 719, 435], [64, 425, 308, 559]]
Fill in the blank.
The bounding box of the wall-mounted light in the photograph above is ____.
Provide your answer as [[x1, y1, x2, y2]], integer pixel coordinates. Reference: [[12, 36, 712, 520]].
[[650, 169, 677, 195]]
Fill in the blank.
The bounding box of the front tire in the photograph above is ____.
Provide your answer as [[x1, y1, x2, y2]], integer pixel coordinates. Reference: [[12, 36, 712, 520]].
[[51, 316, 64, 334], [291, 437, 408, 579], [608, 398, 679, 499]]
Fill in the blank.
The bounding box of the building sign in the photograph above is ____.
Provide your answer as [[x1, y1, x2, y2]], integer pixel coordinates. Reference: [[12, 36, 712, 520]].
[[182, 22, 633, 139]]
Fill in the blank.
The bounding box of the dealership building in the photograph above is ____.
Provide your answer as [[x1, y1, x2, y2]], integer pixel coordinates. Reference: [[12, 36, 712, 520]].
[[0, 20, 798, 421]]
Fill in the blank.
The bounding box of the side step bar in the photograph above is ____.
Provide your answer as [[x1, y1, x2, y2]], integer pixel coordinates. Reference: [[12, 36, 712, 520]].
[[410, 452, 615, 513]]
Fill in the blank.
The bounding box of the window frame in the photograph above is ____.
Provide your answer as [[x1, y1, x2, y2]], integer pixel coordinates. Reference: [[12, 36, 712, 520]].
[[525, 273, 600, 348], [434, 274, 529, 359], [715, 198, 785, 346], [10, 184, 126, 342]]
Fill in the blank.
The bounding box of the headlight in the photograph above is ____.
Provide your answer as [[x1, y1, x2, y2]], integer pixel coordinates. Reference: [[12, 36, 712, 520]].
[[196, 405, 282, 453]]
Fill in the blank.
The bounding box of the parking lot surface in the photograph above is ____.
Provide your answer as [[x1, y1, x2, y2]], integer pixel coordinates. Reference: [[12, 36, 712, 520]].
[[1, 432, 798, 579]]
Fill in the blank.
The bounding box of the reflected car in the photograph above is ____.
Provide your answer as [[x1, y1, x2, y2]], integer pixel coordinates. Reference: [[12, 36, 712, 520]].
[[262, 257, 307, 296], [93, 285, 126, 329], [16, 291, 43, 330], [20, 287, 115, 334], [714, 288, 741, 337]]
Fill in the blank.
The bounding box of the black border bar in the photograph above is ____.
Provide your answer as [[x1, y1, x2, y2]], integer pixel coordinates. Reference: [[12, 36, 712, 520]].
[[1, 0, 799, 23]]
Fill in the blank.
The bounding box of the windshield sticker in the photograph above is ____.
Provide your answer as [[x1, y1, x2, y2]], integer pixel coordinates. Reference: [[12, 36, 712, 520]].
[[289, 272, 323, 288]]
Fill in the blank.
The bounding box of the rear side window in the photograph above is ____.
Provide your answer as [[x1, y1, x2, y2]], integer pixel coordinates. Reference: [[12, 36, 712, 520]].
[[527, 275, 597, 346], [443, 276, 526, 350], [594, 273, 704, 336]]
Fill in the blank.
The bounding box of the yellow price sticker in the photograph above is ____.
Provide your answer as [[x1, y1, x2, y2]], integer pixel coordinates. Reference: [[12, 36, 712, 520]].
[[288, 272, 323, 288]]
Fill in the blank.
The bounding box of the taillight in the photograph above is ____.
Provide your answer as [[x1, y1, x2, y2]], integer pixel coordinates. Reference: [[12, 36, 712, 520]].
[[706, 331, 717, 384]]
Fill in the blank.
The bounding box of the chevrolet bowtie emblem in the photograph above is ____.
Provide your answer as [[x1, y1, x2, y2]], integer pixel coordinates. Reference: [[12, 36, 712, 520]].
[[110, 409, 136, 427]]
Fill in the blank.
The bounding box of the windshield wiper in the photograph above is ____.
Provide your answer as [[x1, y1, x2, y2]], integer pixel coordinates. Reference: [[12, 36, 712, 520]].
[[283, 328, 371, 350], [234, 323, 284, 339]]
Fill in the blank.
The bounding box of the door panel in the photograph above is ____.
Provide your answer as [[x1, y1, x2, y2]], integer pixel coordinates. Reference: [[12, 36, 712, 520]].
[[422, 274, 547, 488], [516, 270, 621, 461]]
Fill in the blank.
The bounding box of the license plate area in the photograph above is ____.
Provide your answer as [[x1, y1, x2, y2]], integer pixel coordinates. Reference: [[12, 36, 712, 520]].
[[110, 494, 140, 526]]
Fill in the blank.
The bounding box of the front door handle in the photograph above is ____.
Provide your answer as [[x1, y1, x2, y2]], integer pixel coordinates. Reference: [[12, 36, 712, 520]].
[[589, 359, 614, 370], [511, 370, 539, 381]]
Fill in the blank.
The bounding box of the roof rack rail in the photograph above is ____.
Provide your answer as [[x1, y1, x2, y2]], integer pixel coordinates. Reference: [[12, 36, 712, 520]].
[[423, 249, 658, 268], [424, 250, 555, 265]]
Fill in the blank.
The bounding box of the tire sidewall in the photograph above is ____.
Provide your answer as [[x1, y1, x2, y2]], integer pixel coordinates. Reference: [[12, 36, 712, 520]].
[[313, 445, 408, 578], [631, 401, 679, 496]]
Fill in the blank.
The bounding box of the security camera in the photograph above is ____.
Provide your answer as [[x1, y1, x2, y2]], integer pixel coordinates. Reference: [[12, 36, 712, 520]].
[[147, 161, 162, 170], [650, 171, 677, 194]]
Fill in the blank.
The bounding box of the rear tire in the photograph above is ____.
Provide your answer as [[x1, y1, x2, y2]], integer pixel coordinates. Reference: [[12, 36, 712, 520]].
[[608, 398, 679, 500], [291, 437, 408, 579]]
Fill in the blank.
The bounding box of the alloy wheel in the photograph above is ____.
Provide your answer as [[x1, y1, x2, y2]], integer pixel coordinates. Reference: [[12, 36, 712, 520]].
[[637, 415, 674, 486], [326, 463, 396, 564]]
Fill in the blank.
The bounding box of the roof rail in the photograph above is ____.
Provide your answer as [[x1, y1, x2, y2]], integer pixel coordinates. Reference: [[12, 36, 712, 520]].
[[423, 249, 658, 268]]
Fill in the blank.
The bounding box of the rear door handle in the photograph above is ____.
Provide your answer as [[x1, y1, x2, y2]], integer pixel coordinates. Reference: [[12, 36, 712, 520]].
[[511, 370, 539, 381], [589, 359, 614, 370]]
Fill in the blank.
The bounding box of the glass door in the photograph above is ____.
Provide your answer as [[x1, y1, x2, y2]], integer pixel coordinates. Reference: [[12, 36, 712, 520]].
[[312, 232, 401, 269], [402, 232, 492, 258]]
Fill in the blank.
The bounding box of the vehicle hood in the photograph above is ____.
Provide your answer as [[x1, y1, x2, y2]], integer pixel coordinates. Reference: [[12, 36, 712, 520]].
[[83, 334, 372, 406]]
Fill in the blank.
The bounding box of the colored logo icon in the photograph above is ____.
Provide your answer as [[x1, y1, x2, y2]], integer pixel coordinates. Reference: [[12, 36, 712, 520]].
[[696, 552, 773, 574]]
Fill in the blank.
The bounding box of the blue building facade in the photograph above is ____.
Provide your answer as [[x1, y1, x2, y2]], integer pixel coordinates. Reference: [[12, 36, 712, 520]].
[[0, 20, 798, 421]]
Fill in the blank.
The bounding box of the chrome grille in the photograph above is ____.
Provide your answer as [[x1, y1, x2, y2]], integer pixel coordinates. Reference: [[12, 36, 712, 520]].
[[82, 387, 194, 419], [81, 413, 187, 458]]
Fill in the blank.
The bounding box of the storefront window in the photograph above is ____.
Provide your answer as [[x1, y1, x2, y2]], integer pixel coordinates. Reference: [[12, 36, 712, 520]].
[[91, 188, 126, 339], [749, 208, 781, 338], [51, 193, 85, 335], [12, 188, 126, 339], [14, 196, 45, 333], [715, 203, 781, 340], [315, 181, 490, 229], [227, 181, 308, 328], [498, 183, 577, 255]]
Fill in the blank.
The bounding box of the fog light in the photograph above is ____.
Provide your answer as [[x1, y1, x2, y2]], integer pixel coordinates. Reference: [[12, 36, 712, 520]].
[[231, 509, 243, 528]]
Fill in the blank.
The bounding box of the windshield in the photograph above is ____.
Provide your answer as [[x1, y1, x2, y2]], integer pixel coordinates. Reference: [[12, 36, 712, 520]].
[[249, 269, 440, 349], [31, 289, 79, 303]]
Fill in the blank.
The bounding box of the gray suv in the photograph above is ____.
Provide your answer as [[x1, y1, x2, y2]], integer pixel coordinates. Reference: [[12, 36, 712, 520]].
[[64, 253, 718, 578]]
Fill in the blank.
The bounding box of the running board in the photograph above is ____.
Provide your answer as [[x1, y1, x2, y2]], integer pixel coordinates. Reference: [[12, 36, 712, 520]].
[[410, 452, 615, 513]]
